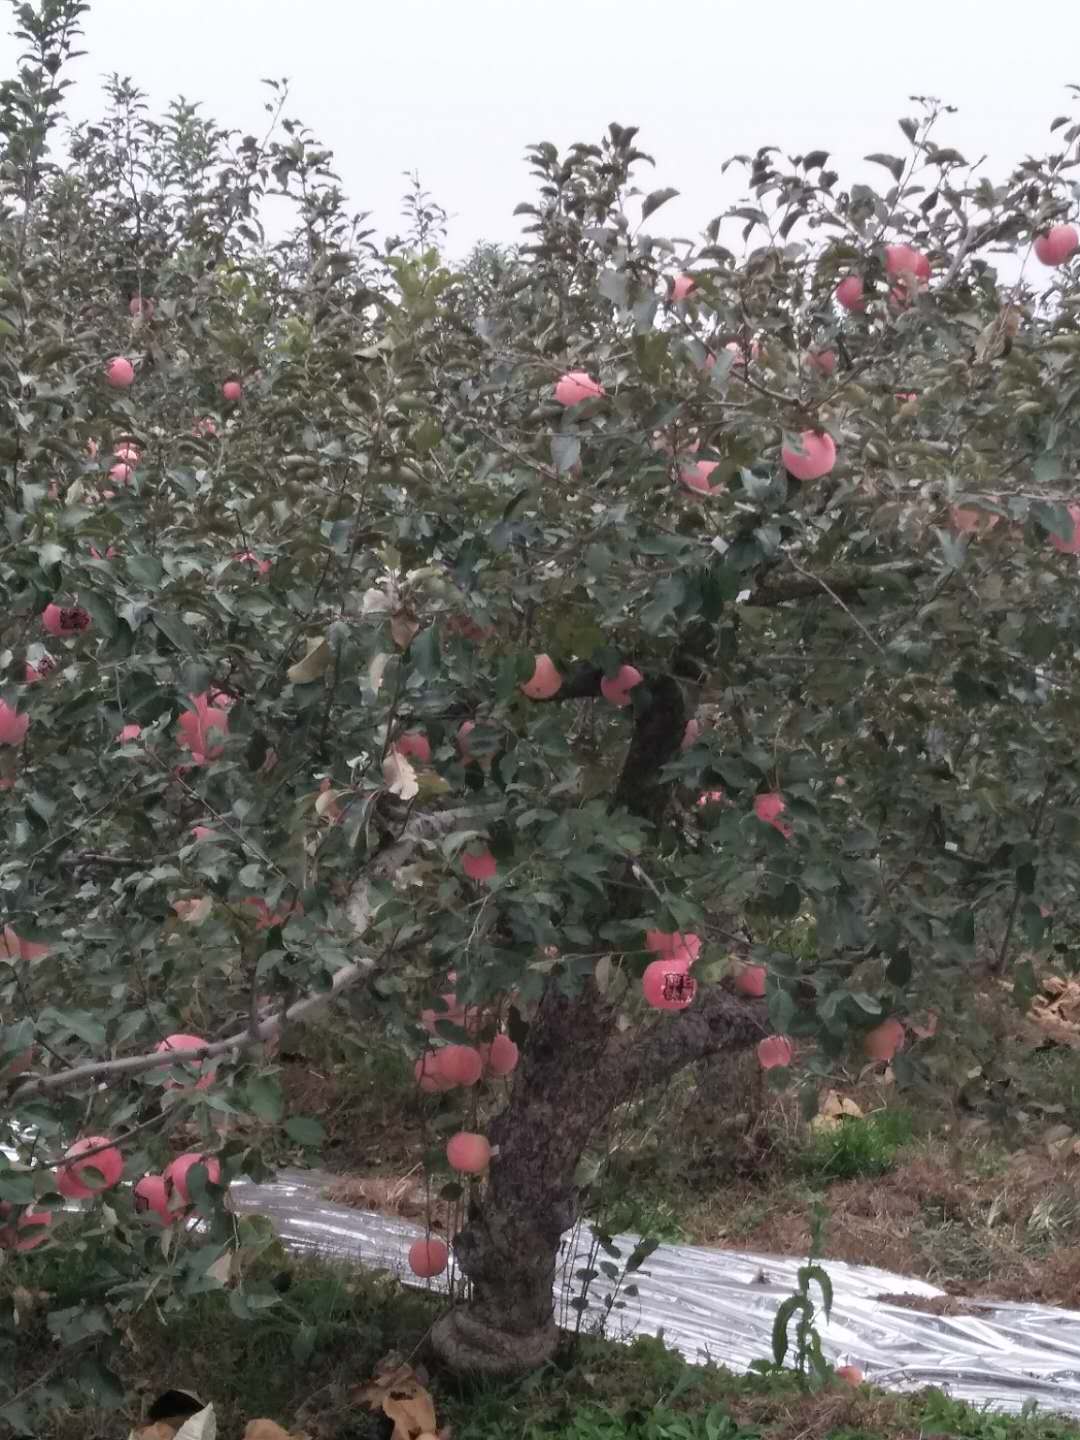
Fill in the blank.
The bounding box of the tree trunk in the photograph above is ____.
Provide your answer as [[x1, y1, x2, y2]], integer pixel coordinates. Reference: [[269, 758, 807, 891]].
[[430, 979, 765, 1375], [430, 664, 766, 1374]]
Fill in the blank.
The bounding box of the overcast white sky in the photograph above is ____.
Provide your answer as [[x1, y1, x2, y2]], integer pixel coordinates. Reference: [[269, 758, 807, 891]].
[[4, 1, 1080, 257]]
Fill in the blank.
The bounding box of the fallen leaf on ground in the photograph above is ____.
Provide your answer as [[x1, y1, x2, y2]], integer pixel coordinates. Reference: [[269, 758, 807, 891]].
[[357, 1360, 438, 1440]]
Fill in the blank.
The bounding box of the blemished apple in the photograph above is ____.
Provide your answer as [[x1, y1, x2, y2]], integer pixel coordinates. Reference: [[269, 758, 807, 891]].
[[642, 959, 696, 1011]]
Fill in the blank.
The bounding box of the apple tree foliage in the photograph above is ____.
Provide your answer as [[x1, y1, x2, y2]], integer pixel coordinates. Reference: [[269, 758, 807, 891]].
[[3, 0, 1080, 1414]]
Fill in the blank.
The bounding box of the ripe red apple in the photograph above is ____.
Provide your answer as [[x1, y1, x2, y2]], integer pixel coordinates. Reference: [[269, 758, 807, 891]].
[[863, 1017, 905, 1062], [408, 1237, 449, 1277], [0, 1204, 52, 1252], [0, 700, 29, 747], [414, 1053, 453, 1093], [437, 1044, 484, 1087], [134, 1174, 181, 1226], [1034, 225, 1079, 266], [108, 463, 134, 486], [733, 963, 766, 998], [754, 791, 793, 838], [1049, 503, 1080, 554], [396, 731, 432, 764], [804, 348, 837, 376], [55, 1136, 124, 1199], [446, 1131, 492, 1174], [835, 1365, 863, 1387], [781, 430, 836, 482], [645, 930, 701, 965], [163, 1152, 221, 1204], [671, 273, 695, 301], [222, 379, 243, 403], [884, 244, 929, 280], [757, 1035, 793, 1070], [113, 443, 140, 464], [554, 371, 604, 406], [680, 460, 719, 497], [600, 664, 643, 707], [835, 275, 865, 312], [521, 653, 562, 700], [105, 356, 135, 388], [480, 1034, 519, 1076], [642, 959, 696, 1011], [155, 1033, 212, 1090], [462, 847, 497, 882]]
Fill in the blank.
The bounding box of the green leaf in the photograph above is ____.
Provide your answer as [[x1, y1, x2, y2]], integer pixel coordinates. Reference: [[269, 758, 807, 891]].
[[865, 153, 904, 182], [550, 433, 581, 473], [154, 611, 199, 655], [244, 1074, 284, 1122], [641, 187, 679, 221], [411, 622, 441, 677]]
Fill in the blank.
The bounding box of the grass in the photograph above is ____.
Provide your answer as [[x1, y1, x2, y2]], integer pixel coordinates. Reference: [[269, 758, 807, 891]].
[[4, 1250, 1080, 1440], [798, 1111, 915, 1182]]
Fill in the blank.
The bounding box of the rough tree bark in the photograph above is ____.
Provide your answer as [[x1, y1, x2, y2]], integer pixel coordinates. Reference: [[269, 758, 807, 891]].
[[429, 665, 768, 1375]]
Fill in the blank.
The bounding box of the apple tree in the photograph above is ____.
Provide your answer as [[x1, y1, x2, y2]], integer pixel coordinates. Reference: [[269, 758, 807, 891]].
[[4, 0, 1080, 1414]]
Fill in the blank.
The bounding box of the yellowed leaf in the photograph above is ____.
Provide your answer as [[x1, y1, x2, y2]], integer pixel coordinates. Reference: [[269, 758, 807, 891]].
[[383, 750, 419, 801], [390, 610, 420, 649], [287, 637, 330, 685], [358, 1363, 438, 1440], [243, 1422, 296, 1440], [368, 652, 391, 695], [172, 896, 212, 925], [416, 770, 451, 801]]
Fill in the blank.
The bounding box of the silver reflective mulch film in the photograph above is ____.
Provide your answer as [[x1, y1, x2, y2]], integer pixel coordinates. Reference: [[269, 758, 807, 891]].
[[231, 1169, 1080, 1420]]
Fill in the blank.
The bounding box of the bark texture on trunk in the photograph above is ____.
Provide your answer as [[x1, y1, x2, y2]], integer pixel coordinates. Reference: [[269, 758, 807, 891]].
[[429, 664, 769, 1374]]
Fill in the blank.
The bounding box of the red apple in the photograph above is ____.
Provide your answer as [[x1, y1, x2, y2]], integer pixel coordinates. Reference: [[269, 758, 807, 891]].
[[446, 1131, 491, 1174], [436, 1044, 484, 1087], [105, 356, 135, 388], [1034, 225, 1079, 266], [408, 1237, 449, 1277], [671, 273, 695, 301], [600, 664, 643, 707], [835, 275, 865, 312], [396, 732, 432, 764], [163, 1152, 221, 1205], [863, 1018, 905, 1062], [462, 847, 497, 882], [222, 379, 243, 403], [757, 1035, 793, 1070], [521, 654, 562, 700], [733, 964, 766, 998], [642, 959, 696, 1011], [781, 430, 836, 482], [554, 371, 604, 406], [55, 1136, 124, 1199]]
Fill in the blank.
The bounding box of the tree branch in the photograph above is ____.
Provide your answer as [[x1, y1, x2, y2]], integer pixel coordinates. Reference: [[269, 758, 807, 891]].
[[609, 982, 766, 1095], [5, 955, 373, 1100]]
